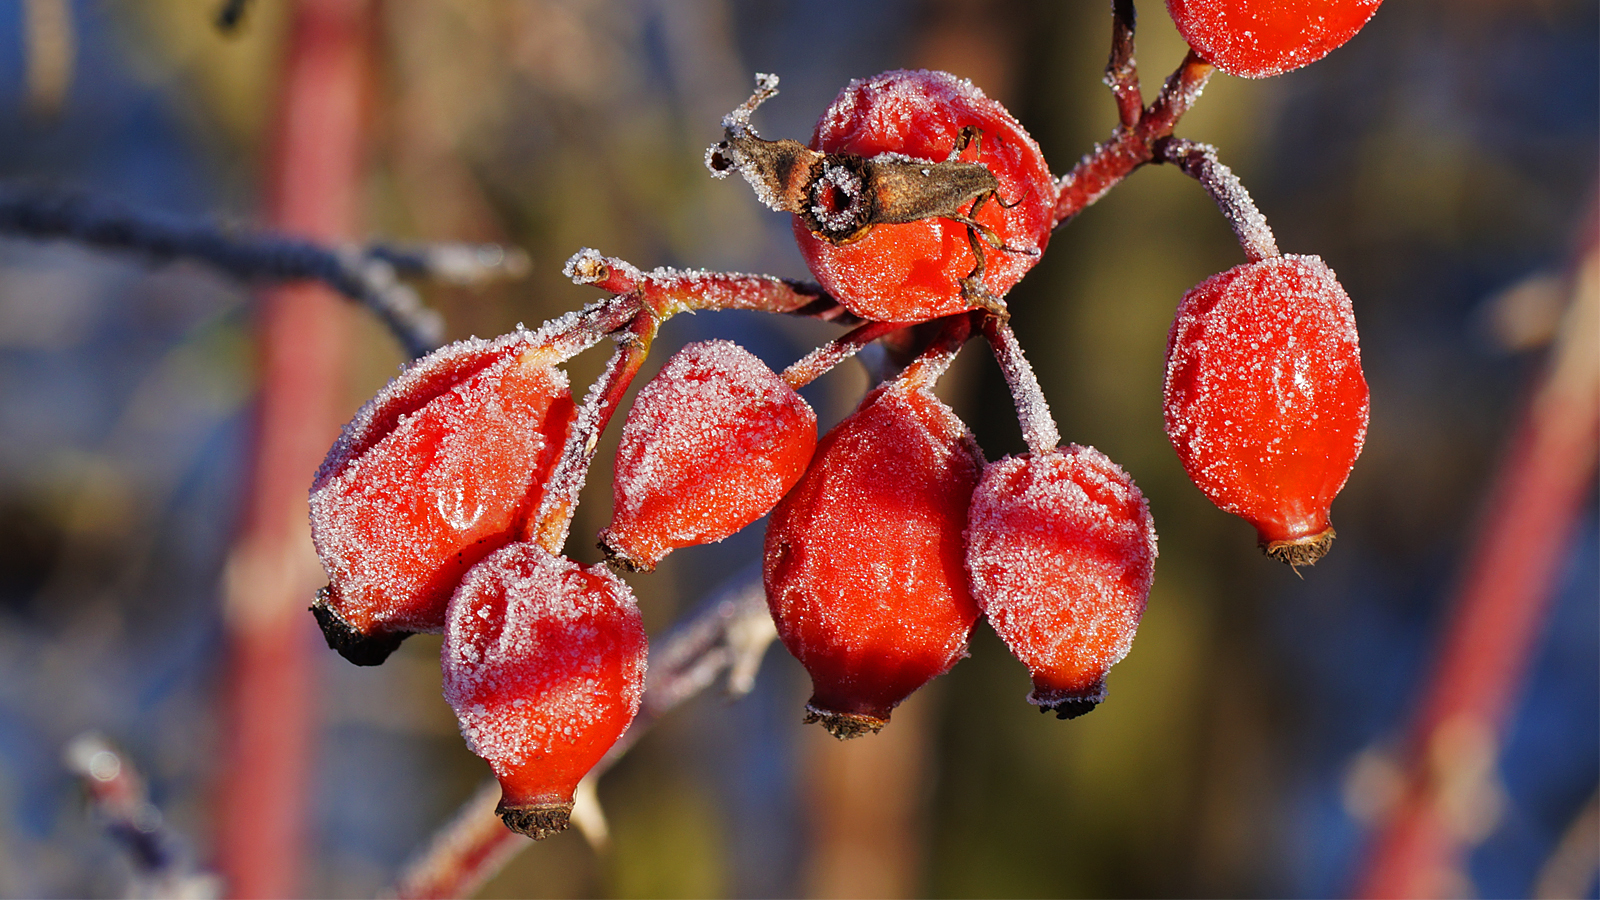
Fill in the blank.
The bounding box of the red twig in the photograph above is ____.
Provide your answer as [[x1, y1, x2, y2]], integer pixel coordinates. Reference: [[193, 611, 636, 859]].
[[1055, 49, 1215, 228], [1105, 0, 1142, 129], [530, 311, 657, 554], [783, 320, 907, 389], [1354, 209, 1600, 898], [215, 1, 372, 897]]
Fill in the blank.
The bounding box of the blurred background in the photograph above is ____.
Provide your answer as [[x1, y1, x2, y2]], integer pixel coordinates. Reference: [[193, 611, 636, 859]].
[[0, 0, 1593, 897]]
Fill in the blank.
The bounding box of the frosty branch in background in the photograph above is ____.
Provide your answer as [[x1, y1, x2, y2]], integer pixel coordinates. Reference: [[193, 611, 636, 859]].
[[0, 183, 530, 359], [64, 734, 218, 899]]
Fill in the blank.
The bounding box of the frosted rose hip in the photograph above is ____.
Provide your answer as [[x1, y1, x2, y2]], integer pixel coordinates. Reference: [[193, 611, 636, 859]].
[[764, 373, 983, 738], [966, 446, 1157, 718], [443, 544, 647, 839], [1163, 254, 1369, 566], [1166, 0, 1384, 79], [798, 70, 1056, 322], [600, 340, 816, 571], [310, 331, 575, 664]]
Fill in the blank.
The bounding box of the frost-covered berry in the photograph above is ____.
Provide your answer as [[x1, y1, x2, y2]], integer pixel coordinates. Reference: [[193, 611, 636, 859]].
[[442, 544, 647, 840], [763, 370, 983, 738], [1163, 254, 1369, 566], [797, 70, 1055, 321], [600, 340, 816, 571], [310, 332, 575, 665], [965, 446, 1157, 718], [1166, 0, 1384, 79]]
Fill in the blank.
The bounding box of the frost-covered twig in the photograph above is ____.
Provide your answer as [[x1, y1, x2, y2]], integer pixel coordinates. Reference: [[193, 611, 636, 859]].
[[390, 574, 776, 899], [65, 734, 218, 899], [1054, 40, 1215, 227], [1105, 0, 1142, 129], [982, 314, 1061, 455], [0, 183, 533, 359], [1155, 138, 1279, 262]]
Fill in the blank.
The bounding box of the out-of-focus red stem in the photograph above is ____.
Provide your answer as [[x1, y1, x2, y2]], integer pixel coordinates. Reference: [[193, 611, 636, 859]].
[[216, 1, 371, 897], [1355, 209, 1600, 898]]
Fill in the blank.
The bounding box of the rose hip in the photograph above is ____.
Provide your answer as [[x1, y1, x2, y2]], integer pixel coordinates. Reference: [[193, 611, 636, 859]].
[[310, 331, 575, 664], [797, 70, 1055, 322], [1166, 0, 1384, 79], [442, 543, 647, 840], [764, 369, 983, 738], [600, 340, 816, 571], [1163, 254, 1369, 566], [965, 446, 1157, 718]]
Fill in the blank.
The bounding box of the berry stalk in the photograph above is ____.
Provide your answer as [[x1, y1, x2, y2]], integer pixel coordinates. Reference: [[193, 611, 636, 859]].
[[982, 314, 1062, 455], [1156, 137, 1279, 262], [1105, 0, 1143, 130], [530, 312, 657, 554], [782, 320, 908, 390]]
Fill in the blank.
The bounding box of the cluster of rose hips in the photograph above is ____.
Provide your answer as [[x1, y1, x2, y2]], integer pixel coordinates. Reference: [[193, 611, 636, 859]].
[[307, 0, 1378, 840]]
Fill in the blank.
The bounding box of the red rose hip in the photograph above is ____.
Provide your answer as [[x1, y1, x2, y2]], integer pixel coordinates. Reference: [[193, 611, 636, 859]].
[[310, 331, 576, 664], [797, 70, 1055, 321], [764, 368, 983, 738], [1166, 0, 1384, 79], [600, 340, 816, 571], [442, 544, 647, 839], [965, 446, 1157, 718], [1163, 254, 1369, 566]]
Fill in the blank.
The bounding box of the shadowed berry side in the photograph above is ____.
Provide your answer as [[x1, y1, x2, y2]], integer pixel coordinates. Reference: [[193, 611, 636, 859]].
[[442, 543, 647, 839], [764, 370, 983, 738], [966, 446, 1157, 718], [600, 340, 816, 571], [310, 331, 575, 664], [1163, 254, 1369, 566]]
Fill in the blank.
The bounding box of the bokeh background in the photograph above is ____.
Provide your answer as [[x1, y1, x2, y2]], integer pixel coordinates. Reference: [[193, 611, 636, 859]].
[[0, 1, 1594, 897]]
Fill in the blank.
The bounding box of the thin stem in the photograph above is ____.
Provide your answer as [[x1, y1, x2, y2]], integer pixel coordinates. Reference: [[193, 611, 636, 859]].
[[391, 574, 775, 899], [529, 312, 657, 554], [1138, 50, 1215, 142], [564, 247, 838, 319], [1156, 138, 1279, 262], [982, 314, 1061, 455], [1054, 49, 1216, 228], [782, 320, 906, 389], [897, 313, 975, 387], [1105, 0, 1142, 129]]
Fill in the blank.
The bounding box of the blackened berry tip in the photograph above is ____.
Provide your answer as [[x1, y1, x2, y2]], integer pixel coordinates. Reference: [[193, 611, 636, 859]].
[[597, 534, 653, 573], [310, 588, 410, 666], [495, 800, 574, 841]]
